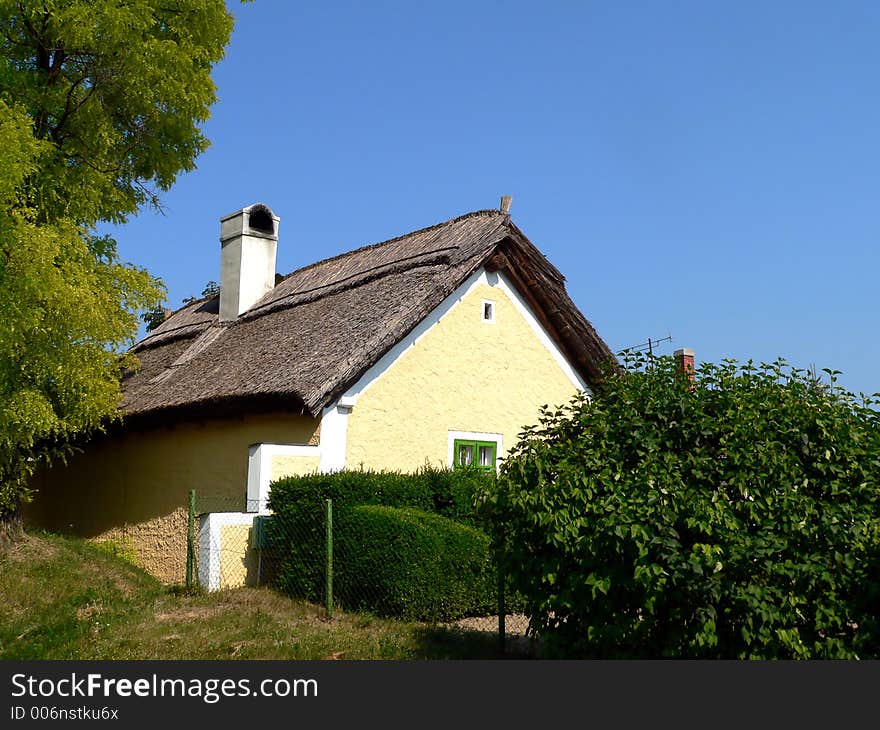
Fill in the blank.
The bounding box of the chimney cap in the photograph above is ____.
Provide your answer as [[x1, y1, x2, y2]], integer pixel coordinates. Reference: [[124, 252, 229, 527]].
[[220, 201, 279, 223], [673, 348, 695, 357], [220, 202, 280, 243]]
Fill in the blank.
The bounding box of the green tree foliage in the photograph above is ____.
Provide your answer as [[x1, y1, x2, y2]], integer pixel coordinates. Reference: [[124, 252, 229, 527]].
[[0, 1, 235, 522], [140, 303, 170, 334], [199, 280, 220, 299], [0, 0, 234, 226], [481, 353, 880, 658], [142, 280, 220, 333], [181, 279, 219, 306]]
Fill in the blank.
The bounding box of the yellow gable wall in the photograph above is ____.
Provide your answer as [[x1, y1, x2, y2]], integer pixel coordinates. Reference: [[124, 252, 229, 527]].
[[26, 412, 319, 583], [345, 277, 582, 471]]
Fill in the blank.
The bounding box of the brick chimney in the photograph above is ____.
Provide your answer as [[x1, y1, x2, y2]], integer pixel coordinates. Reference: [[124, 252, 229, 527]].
[[674, 347, 695, 384], [219, 203, 280, 322]]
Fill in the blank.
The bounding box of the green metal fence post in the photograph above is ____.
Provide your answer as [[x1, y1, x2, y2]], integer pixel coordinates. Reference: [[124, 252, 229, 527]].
[[254, 515, 264, 587], [325, 498, 333, 618], [186, 489, 196, 589], [498, 535, 506, 654]]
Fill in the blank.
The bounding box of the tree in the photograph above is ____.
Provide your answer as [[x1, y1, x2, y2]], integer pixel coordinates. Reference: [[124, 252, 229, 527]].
[[0, 1, 235, 539], [480, 353, 880, 658], [141, 304, 171, 334], [142, 280, 220, 333], [182, 280, 219, 305], [0, 1, 234, 227]]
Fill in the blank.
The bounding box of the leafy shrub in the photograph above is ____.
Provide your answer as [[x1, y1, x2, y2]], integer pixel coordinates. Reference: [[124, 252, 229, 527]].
[[480, 353, 880, 658], [264, 468, 447, 605]]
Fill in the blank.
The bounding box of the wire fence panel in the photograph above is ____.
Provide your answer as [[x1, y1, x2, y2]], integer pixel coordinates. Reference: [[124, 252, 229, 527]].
[[187, 494, 260, 592], [187, 492, 532, 651]]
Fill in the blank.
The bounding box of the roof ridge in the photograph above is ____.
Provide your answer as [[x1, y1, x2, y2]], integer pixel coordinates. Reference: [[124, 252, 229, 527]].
[[244, 250, 455, 320], [280, 209, 506, 283], [139, 209, 507, 345]]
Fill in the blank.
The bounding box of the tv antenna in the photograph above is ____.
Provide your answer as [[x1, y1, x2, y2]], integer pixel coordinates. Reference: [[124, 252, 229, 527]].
[[621, 334, 673, 358]]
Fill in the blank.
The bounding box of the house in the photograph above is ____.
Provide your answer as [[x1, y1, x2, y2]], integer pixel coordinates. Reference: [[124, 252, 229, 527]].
[[27, 201, 618, 585]]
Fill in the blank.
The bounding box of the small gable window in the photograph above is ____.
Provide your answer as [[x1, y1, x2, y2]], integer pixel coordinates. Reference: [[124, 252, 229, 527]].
[[482, 299, 495, 323], [454, 439, 496, 470]]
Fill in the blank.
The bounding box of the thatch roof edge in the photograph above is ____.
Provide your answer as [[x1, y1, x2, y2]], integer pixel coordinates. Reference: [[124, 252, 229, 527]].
[[120, 392, 311, 431]]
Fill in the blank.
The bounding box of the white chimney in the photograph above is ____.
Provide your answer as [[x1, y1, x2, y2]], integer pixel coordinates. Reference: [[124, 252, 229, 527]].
[[219, 203, 280, 322]]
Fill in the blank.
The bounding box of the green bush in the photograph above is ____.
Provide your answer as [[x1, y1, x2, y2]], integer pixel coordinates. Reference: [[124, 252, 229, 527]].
[[267, 503, 496, 621], [333, 505, 496, 621], [480, 353, 880, 658], [265, 467, 499, 619]]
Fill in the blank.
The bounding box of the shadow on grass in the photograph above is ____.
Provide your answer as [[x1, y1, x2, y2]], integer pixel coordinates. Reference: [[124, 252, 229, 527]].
[[411, 625, 537, 659]]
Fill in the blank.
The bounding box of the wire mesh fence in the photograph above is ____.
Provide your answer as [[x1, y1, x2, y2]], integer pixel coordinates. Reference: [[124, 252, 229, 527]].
[[186, 491, 531, 650]]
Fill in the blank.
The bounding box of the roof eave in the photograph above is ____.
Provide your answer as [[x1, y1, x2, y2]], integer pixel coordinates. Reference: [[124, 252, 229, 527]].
[[118, 392, 313, 432]]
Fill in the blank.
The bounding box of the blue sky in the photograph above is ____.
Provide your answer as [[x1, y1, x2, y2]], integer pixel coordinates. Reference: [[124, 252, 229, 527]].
[[108, 1, 880, 397]]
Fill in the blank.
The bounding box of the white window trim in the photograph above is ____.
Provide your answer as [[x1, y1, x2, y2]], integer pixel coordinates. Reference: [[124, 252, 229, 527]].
[[448, 430, 503, 472]]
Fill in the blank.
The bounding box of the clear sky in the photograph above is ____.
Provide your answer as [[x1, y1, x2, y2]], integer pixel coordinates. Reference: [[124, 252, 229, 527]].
[[107, 1, 880, 398]]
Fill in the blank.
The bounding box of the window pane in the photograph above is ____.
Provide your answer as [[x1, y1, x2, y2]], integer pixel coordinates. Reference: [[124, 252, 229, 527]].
[[458, 444, 474, 466], [478, 445, 494, 467]]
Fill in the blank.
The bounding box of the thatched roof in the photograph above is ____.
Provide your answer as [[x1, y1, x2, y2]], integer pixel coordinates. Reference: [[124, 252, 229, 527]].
[[122, 209, 618, 425]]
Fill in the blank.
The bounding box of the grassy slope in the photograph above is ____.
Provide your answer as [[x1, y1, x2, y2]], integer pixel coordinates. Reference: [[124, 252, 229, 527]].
[[0, 532, 523, 660]]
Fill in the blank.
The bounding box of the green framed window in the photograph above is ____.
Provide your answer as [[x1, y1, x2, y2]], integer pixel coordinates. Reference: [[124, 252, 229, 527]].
[[453, 439, 497, 470]]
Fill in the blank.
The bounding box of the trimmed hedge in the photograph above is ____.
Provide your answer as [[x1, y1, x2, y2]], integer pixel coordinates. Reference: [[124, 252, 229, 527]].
[[264, 468, 502, 620], [266, 466, 489, 527], [335, 506, 496, 621], [267, 504, 497, 621]]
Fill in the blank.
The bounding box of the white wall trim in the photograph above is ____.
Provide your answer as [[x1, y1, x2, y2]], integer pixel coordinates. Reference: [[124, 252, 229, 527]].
[[246, 443, 320, 513], [318, 405, 350, 473], [198, 512, 258, 591], [493, 271, 589, 393], [448, 430, 503, 471]]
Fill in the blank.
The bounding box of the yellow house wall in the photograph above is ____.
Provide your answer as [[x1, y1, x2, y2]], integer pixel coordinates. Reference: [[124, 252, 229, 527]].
[[271, 455, 321, 481], [218, 523, 259, 590], [345, 279, 580, 471], [26, 412, 319, 584]]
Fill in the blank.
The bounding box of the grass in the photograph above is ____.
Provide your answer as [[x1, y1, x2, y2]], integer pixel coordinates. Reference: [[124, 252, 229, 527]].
[[0, 531, 531, 660]]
